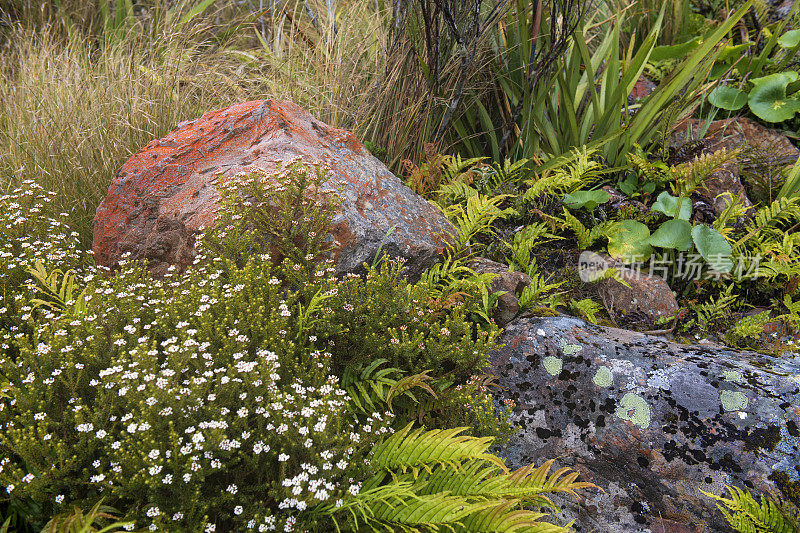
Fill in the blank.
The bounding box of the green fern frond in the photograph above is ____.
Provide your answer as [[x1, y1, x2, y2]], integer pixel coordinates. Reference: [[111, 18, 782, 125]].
[[702, 485, 800, 533], [692, 284, 739, 330], [524, 148, 602, 204], [559, 209, 611, 250], [517, 275, 565, 310], [671, 148, 740, 196], [438, 180, 480, 202], [342, 359, 403, 414], [568, 298, 603, 324], [506, 224, 562, 275], [628, 144, 672, 186], [330, 426, 595, 533], [455, 501, 559, 533], [736, 197, 800, 250], [445, 194, 517, 254]]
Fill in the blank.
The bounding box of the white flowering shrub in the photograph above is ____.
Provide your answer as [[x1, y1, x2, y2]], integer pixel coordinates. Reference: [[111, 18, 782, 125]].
[[0, 180, 87, 340], [0, 167, 522, 530]]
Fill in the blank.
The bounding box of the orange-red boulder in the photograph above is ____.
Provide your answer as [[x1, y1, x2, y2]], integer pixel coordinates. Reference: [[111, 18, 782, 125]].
[[93, 100, 456, 277]]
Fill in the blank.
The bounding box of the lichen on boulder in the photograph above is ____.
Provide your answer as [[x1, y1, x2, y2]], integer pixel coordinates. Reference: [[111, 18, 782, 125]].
[[490, 315, 800, 532]]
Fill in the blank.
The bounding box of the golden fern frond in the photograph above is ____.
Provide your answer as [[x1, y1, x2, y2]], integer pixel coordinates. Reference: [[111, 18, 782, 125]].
[[371, 423, 504, 474], [702, 485, 800, 533], [455, 501, 566, 533]]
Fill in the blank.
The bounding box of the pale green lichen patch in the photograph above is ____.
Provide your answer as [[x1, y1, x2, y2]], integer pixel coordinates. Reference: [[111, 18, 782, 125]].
[[615, 393, 651, 429], [723, 370, 743, 383], [593, 366, 613, 388], [558, 338, 582, 355], [792, 375, 800, 386], [720, 390, 749, 412], [543, 356, 563, 376]]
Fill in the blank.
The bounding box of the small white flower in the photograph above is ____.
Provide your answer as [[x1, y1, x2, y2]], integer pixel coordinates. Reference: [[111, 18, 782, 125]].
[[146, 506, 160, 518], [226, 484, 238, 495], [234, 506, 243, 515]]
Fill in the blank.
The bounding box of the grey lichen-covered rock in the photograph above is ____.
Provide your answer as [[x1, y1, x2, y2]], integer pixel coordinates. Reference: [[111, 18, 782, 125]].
[[490, 316, 800, 532]]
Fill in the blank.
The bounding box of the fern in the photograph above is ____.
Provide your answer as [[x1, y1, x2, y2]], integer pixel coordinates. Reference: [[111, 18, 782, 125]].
[[325, 424, 594, 532], [568, 298, 603, 324], [524, 148, 602, 204], [559, 209, 612, 250], [730, 311, 772, 340], [671, 148, 740, 196], [628, 144, 672, 186], [702, 485, 800, 533], [505, 224, 562, 276], [444, 194, 517, 255], [343, 359, 404, 414], [518, 275, 565, 310], [737, 198, 800, 249], [691, 284, 739, 331]]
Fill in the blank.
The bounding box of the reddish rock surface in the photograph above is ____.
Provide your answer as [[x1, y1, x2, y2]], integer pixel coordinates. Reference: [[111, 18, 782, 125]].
[[93, 100, 457, 277]]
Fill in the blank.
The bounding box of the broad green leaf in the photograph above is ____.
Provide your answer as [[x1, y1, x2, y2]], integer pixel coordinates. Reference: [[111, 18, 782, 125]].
[[563, 190, 611, 211], [717, 42, 754, 62], [692, 225, 733, 273], [650, 37, 702, 62], [648, 219, 693, 250], [779, 30, 800, 48], [605, 220, 653, 263], [748, 72, 800, 122], [651, 191, 692, 220], [708, 86, 748, 111]]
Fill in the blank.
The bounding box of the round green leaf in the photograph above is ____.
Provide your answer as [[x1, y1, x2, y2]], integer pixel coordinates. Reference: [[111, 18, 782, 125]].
[[708, 86, 748, 111], [651, 191, 692, 220], [605, 220, 653, 263], [691, 224, 733, 273], [778, 29, 800, 49], [648, 219, 693, 250], [563, 190, 611, 211], [749, 72, 800, 123]]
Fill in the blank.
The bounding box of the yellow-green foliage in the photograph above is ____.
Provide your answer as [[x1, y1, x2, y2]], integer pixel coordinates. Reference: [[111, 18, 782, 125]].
[[336, 423, 595, 532], [559, 209, 613, 250], [731, 311, 772, 340], [523, 148, 603, 204], [671, 148, 740, 196], [568, 298, 603, 324], [703, 485, 800, 533]]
